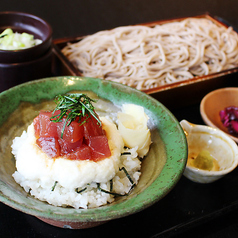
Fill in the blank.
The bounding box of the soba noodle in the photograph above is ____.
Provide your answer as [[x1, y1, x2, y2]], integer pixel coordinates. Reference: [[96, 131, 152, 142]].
[[62, 18, 238, 90]]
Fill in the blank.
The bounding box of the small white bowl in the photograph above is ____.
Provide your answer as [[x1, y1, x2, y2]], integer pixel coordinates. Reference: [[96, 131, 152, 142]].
[[180, 120, 238, 183]]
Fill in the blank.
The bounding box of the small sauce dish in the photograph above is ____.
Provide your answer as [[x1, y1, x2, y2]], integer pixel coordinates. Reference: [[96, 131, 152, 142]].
[[180, 120, 238, 183], [200, 87, 238, 143]]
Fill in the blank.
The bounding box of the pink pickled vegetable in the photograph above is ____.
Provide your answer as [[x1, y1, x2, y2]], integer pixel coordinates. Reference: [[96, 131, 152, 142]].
[[219, 106, 238, 135]]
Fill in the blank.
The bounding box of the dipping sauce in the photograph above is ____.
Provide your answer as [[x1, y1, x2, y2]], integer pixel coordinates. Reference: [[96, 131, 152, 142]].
[[187, 150, 220, 171]]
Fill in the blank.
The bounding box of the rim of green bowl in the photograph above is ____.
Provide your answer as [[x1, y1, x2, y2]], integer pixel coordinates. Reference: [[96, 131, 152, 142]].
[[0, 76, 187, 223]]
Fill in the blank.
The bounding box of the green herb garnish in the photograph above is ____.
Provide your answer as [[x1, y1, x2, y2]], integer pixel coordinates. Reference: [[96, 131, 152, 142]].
[[73, 166, 136, 197], [119, 167, 135, 186], [51, 181, 58, 191], [109, 179, 113, 192], [75, 187, 87, 194], [50, 93, 101, 138], [96, 167, 135, 197], [27, 188, 32, 195], [97, 183, 125, 197], [121, 152, 131, 155]]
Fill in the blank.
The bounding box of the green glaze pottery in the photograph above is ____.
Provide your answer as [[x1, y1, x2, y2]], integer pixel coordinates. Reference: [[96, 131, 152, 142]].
[[0, 76, 187, 229]]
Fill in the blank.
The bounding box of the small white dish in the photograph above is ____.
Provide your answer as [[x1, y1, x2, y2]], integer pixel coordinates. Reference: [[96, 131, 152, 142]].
[[180, 120, 238, 183]]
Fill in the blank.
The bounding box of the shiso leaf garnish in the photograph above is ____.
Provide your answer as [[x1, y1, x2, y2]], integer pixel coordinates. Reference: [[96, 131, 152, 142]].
[[50, 93, 101, 138]]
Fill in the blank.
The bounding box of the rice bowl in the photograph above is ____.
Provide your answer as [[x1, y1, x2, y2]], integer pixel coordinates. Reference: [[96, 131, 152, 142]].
[[0, 76, 187, 228]]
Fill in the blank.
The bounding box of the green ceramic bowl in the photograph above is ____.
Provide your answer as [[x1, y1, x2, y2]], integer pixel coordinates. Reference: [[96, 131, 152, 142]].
[[0, 76, 187, 229]]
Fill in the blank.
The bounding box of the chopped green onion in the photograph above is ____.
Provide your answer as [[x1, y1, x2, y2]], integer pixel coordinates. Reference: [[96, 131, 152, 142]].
[[0, 34, 7, 39], [0, 28, 42, 50]]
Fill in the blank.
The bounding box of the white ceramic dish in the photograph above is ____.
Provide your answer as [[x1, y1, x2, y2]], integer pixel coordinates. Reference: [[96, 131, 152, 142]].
[[180, 120, 238, 183]]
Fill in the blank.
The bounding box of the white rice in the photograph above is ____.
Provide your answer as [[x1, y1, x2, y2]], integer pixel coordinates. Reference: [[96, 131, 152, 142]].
[[12, 122, 142, 209]]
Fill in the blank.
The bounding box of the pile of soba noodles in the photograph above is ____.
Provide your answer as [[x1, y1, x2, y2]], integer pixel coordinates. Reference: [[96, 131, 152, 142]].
[[62, 18, 238, 90]]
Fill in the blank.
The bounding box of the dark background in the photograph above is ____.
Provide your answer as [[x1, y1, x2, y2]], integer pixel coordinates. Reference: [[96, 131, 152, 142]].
[[2, 0, 238, 39], [2, 1, 238, 237]]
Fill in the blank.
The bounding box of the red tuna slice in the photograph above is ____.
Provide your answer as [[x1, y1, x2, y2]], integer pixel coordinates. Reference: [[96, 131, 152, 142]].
[[34, 110, 61, 138], [57, 118, 84, 143], [68, 145, 92, 160], [83, 115, 104, 139], [88, 135, 111, 160], [36, 137, 61, 158], [58, 138, 83, 154], [33, 116, 40, 138]]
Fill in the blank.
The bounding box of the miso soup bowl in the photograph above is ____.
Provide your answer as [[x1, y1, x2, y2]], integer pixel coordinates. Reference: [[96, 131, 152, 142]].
[[180, 120, 238, 183]]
